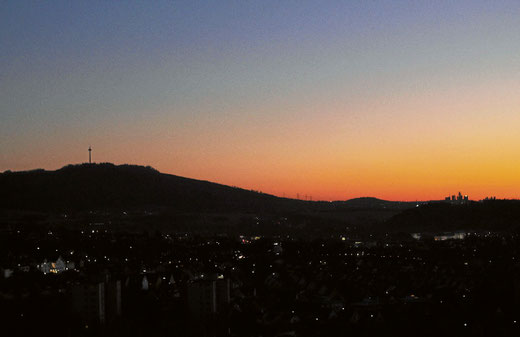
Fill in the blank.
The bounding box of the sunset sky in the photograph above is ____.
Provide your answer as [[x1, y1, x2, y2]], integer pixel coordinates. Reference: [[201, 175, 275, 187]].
[[1, 1, 520, 201]]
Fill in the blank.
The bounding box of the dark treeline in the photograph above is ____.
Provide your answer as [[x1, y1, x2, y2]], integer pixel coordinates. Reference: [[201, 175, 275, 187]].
[[386, 200, 520, 232]]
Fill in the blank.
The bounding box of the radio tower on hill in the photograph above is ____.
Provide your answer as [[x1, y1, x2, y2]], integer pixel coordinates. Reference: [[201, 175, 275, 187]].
[[88, 146, 92, 164]]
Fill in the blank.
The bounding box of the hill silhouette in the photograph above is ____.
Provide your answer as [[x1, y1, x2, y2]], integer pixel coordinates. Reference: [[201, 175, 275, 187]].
[[333, 197, 422, 210], [0, 163, 322, 212], [3, 163, 519, 232]]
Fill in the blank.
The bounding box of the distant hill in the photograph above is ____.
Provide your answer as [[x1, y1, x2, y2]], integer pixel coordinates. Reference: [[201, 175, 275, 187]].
[[333, 197, 424, 210], [4, 164, 518, 233], [6, 163, 517, 233], [0, 163, 318, 213], [0, 163, 427, 226]]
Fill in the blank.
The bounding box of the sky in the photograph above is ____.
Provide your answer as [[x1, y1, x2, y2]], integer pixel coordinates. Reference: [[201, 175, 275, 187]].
[[1, 1, 520, 201]]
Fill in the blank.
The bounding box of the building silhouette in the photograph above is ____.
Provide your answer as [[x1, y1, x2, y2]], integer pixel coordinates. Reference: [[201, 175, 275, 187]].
[[445, 192, 469, 204], [71, 279, 121, 325], [186, 275, 231, 336]]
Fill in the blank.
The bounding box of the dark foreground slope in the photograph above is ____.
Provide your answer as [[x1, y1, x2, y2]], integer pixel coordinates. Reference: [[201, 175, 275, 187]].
[[386, 200, 520, 232], [0, 163, 315, 213]]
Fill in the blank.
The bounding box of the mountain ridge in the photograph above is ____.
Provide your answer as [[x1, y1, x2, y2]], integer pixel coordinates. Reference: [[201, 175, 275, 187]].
[[0, 163, 295, 212], [0, 163, 420, 213], [3, 163, 520, 232]]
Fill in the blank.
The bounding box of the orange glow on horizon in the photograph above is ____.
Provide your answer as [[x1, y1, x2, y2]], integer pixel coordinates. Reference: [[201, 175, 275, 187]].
[[2, 53, 519, 202]]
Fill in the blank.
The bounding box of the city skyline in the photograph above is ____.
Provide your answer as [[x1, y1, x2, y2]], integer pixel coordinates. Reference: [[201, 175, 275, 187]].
[[2, 1, 520, 201]]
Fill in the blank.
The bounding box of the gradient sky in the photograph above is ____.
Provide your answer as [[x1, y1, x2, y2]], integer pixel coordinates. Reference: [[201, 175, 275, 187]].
[[1, 1, 520, 201]]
